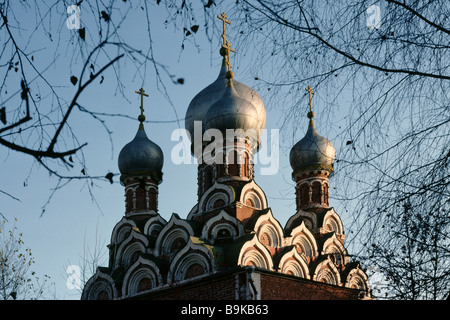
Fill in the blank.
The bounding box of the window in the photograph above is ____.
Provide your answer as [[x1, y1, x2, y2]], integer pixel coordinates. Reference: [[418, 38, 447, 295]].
[[311, 182, 322, 203], [205, 166, 213, 190], [148, 188, 157, 211], [228, 151, 240, 176], [136, 187, 146, 211], [126, 190, 134, 212], [300, 184, 309, 206], [185, 263, 205, 279]]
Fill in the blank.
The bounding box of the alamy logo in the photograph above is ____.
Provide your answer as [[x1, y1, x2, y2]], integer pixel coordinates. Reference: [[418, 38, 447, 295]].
[[170, 121, 280, 176], [66, 5, 81, 30], [366, 5, 381, 30], [66, 264, 81, 290]]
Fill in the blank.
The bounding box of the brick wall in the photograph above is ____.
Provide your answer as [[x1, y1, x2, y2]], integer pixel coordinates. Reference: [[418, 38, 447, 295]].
[[259, 272, 361, 300], [133, 267, 362, 300]]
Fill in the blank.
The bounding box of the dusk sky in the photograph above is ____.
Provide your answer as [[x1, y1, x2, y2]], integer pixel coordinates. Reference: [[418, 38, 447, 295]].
[[0, 1, 384, 300], [0, 2, 325, 299]]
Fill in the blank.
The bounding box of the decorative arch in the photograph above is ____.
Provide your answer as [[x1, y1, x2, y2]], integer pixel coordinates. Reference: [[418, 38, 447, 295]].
[[285, 209, 317, 234], [81, 271, 117, 300], [238, 236, 273, 270], [167, 240, 214, 284], [288, 221, 319, 260], [143, 215, 167, 238], [345, 267, 369, 293], [201, 210, 244, 243], [154, 214, 194, 256], [239, 181, 268, 210], [195, 181, 235, 215], [122, 256, 163, 297], [278, 247, 310, 279], [313, 257, 341, 286], [110, 217, 137, 246], [321, 208, 344, 235], [253, 210, 284, 248], [114, 231, 149, 270], [322, 233, 348, 266]]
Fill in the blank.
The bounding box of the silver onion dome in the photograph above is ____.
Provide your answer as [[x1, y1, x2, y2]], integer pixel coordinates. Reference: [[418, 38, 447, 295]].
[[203, 82, 261, 136], [118, 127, 164, 177], [289, 121, 335, 172], [185, 64, 266, 141]]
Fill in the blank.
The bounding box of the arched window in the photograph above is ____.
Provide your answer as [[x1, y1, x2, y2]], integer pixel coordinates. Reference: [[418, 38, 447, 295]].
[[243, 152, 250, 177], [323, 183, 329, 206], [205, 166, 213, 190], [213, 199, 225, 208], [311, 181, 322, 204], [300, 183, 309, 207], [169, 237, 187, 254], [185, 263, 205, 280], [136, 187, 146, 211], [126, 189, 134, 213], [137, 278, 152, 292], [228, 151, 240, 176], [97, 290, 109, 300], [148, 188, 157, 211]]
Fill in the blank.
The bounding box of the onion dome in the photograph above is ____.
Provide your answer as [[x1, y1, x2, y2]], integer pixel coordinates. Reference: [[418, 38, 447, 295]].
[[289, 87, 335, 174], [204, 70, 262, 133], [118, 127, 164, 175], [118, 89, 163, 182], [184, 60, 266, 142]]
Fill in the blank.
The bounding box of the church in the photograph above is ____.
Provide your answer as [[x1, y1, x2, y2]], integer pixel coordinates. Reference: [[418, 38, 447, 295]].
[[81, 13, 371, 301]]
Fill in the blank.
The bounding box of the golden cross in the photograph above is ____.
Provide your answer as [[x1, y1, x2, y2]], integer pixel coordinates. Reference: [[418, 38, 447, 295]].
[[217, 12, 231, 46], [222, 40, 235, 70], [305, 85, 315, 113], [135, 88, 149, 117]]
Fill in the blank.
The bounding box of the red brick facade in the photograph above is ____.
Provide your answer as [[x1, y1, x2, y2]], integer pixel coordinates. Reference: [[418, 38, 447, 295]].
[[129, 267, 362, 300]]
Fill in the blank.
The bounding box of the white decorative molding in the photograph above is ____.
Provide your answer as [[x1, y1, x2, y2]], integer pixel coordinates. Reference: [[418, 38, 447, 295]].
[[238, 235, 273, 270], [239, 180, 268, 209], [201, 210, 244, 242], [312, 257, 341, 286], [154, 213, 194, 256], [82, 270, 118, 300], [167, 239, 215, 284], [143, 214, 167, 238], [122, 256, 163, 297], [278, 246, 310, 279], [287, 221, 319, 259], [253, 209, 284, 248]]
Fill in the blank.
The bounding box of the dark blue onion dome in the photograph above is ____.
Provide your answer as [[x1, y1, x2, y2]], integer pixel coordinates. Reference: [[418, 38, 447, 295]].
[[289, 111, 335, 174], [118, 123, 164, 183]]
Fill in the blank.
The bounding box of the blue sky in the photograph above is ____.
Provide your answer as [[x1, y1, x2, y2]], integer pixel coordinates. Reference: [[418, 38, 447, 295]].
[[0, 2, 356, 299]]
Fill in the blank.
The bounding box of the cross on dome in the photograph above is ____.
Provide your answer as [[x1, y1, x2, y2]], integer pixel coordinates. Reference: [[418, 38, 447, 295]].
[[217, 12, 231, 47], [217, 13, 235, 76], [305, 85, 315, 116], [135, 88, 149, 128]]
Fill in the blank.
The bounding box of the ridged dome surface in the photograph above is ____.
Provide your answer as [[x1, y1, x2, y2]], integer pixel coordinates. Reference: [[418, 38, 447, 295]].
[[203, 84, 261, 135], [118, 127, 164, 175], [185, 64, 266, 140], [289, 123, 335, 171]]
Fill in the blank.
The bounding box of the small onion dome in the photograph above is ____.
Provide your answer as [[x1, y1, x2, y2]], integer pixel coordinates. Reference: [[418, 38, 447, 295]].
[[203, 78, 261, 137], [289, 117, 335, 174], [118, 126, 164, 182], [185, 63, 266, 142]]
